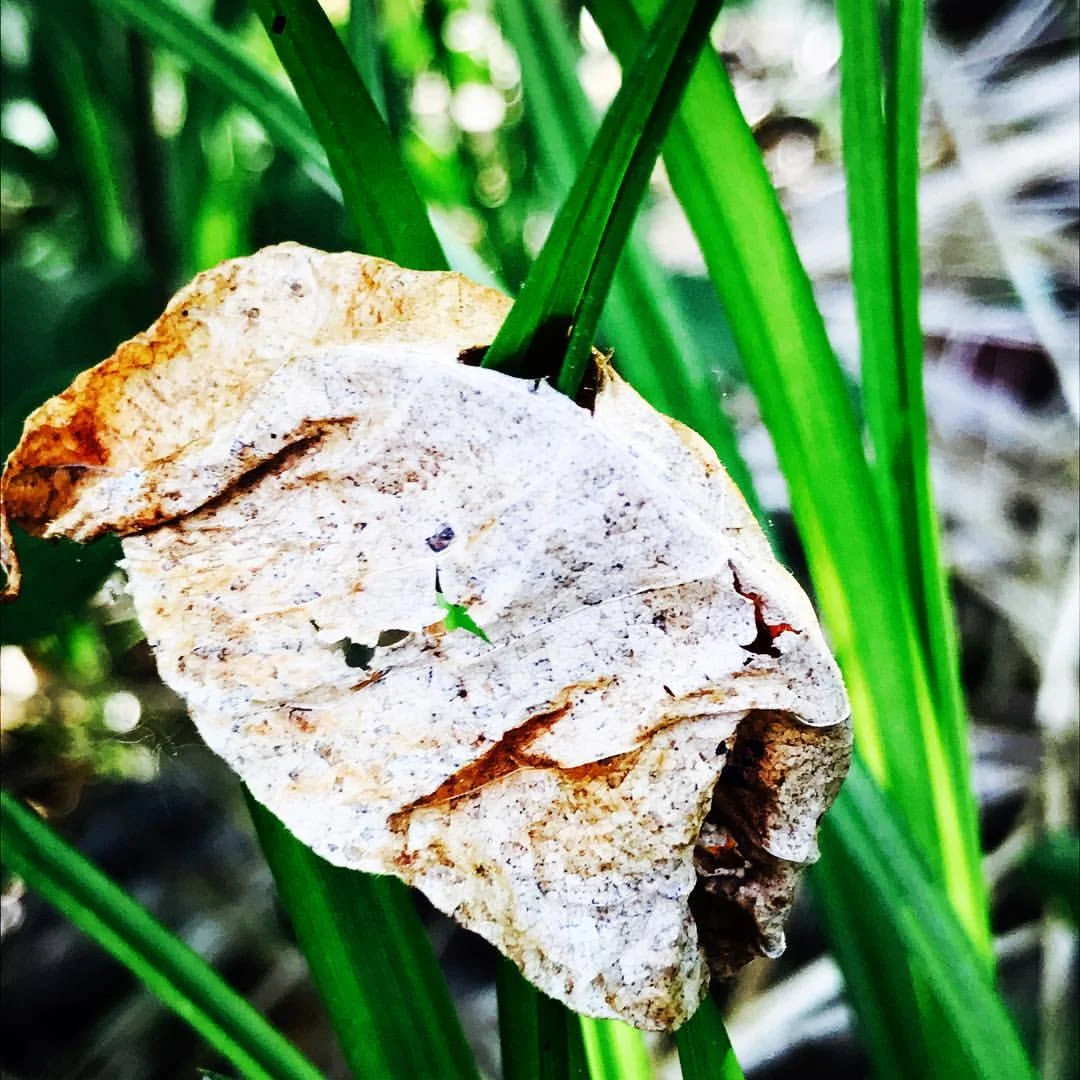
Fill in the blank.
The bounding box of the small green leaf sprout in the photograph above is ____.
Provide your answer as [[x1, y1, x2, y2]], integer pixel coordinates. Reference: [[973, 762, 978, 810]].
[[435, 571, 491, 644]]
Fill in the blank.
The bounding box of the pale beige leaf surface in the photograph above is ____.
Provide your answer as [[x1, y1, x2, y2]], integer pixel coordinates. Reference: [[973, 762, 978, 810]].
[[0, 243, 851, 1029]]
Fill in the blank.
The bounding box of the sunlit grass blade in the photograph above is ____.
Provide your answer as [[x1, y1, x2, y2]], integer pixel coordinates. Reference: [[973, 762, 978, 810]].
[[249, 0, 444, 269], [887, 0, 979, 887], [483, 0, 723, 398], [832, 3, 991, 1069], [494, 0, 761, 522], [185, 111, 258, 274], [0, 792, 325, 1080], [586, 0, 987, 940], [835, 0, 980, 929], [580, 1018, 653, 1080], [497, 958, 589, 1080], [248, 800, 479, 1080], [819, 763, 1036, 1080]]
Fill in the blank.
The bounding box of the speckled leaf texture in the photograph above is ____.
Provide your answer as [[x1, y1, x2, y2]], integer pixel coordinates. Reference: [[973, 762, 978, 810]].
[[1, 244, 851, 1030]]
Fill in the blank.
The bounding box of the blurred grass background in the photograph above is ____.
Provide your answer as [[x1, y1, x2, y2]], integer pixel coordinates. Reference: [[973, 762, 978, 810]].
[[0, 0, 1076, 1077]]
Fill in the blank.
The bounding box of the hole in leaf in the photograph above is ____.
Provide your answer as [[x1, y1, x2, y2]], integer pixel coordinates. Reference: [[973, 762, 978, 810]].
[[341, 640, 376, 669], [1006, 492, 1040, 535]]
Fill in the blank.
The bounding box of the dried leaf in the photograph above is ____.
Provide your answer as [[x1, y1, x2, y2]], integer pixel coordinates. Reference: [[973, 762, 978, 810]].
[[0, 244, 850, 1029]]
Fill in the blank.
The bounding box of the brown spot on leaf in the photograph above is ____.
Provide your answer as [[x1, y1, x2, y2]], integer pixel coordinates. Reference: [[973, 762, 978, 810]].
[[16, 406, 108, 469], [674, 686, 730, 703], [557, 746, 642, 789], [288, 707, 316, 733], [192, 431, 331, 518], [349, 669, 386, 692], [457, 344, 488, 367]]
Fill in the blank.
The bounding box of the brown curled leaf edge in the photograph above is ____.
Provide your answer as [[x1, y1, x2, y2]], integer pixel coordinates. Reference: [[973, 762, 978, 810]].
[[0, 244, 851, 1030]]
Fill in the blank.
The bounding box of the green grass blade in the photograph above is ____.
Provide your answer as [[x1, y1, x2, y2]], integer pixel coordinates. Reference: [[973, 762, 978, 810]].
[[1023, 831, 1080, 924], [495, 0, 673, 411], [580, 1018, 653, 1080], [495, 0, 677, 417], [810, 867, 921, 1080], [90, 0, 336, 197], [248, 799, 479, 1080], [495, 0, 762, 521], [0, 792, 325, 1080], [92, 0, 492, 281], [885, 0, 960, 676], [819, 763, 1036, 1080], [833, 0, 897, 542], [497, 958, 589, 1080], [483, 0, 722, 397], [36, 7, 134, 263], [538, 997, 589, 1080], [836, 0, 980, 929], [674, 996, 744, 1080], [348, 0, 387, 121], [888, 0, 978, 878], [249, 0, 444, 268], [497, 956, 541, 1080], [834, 7, 992, 1063]]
